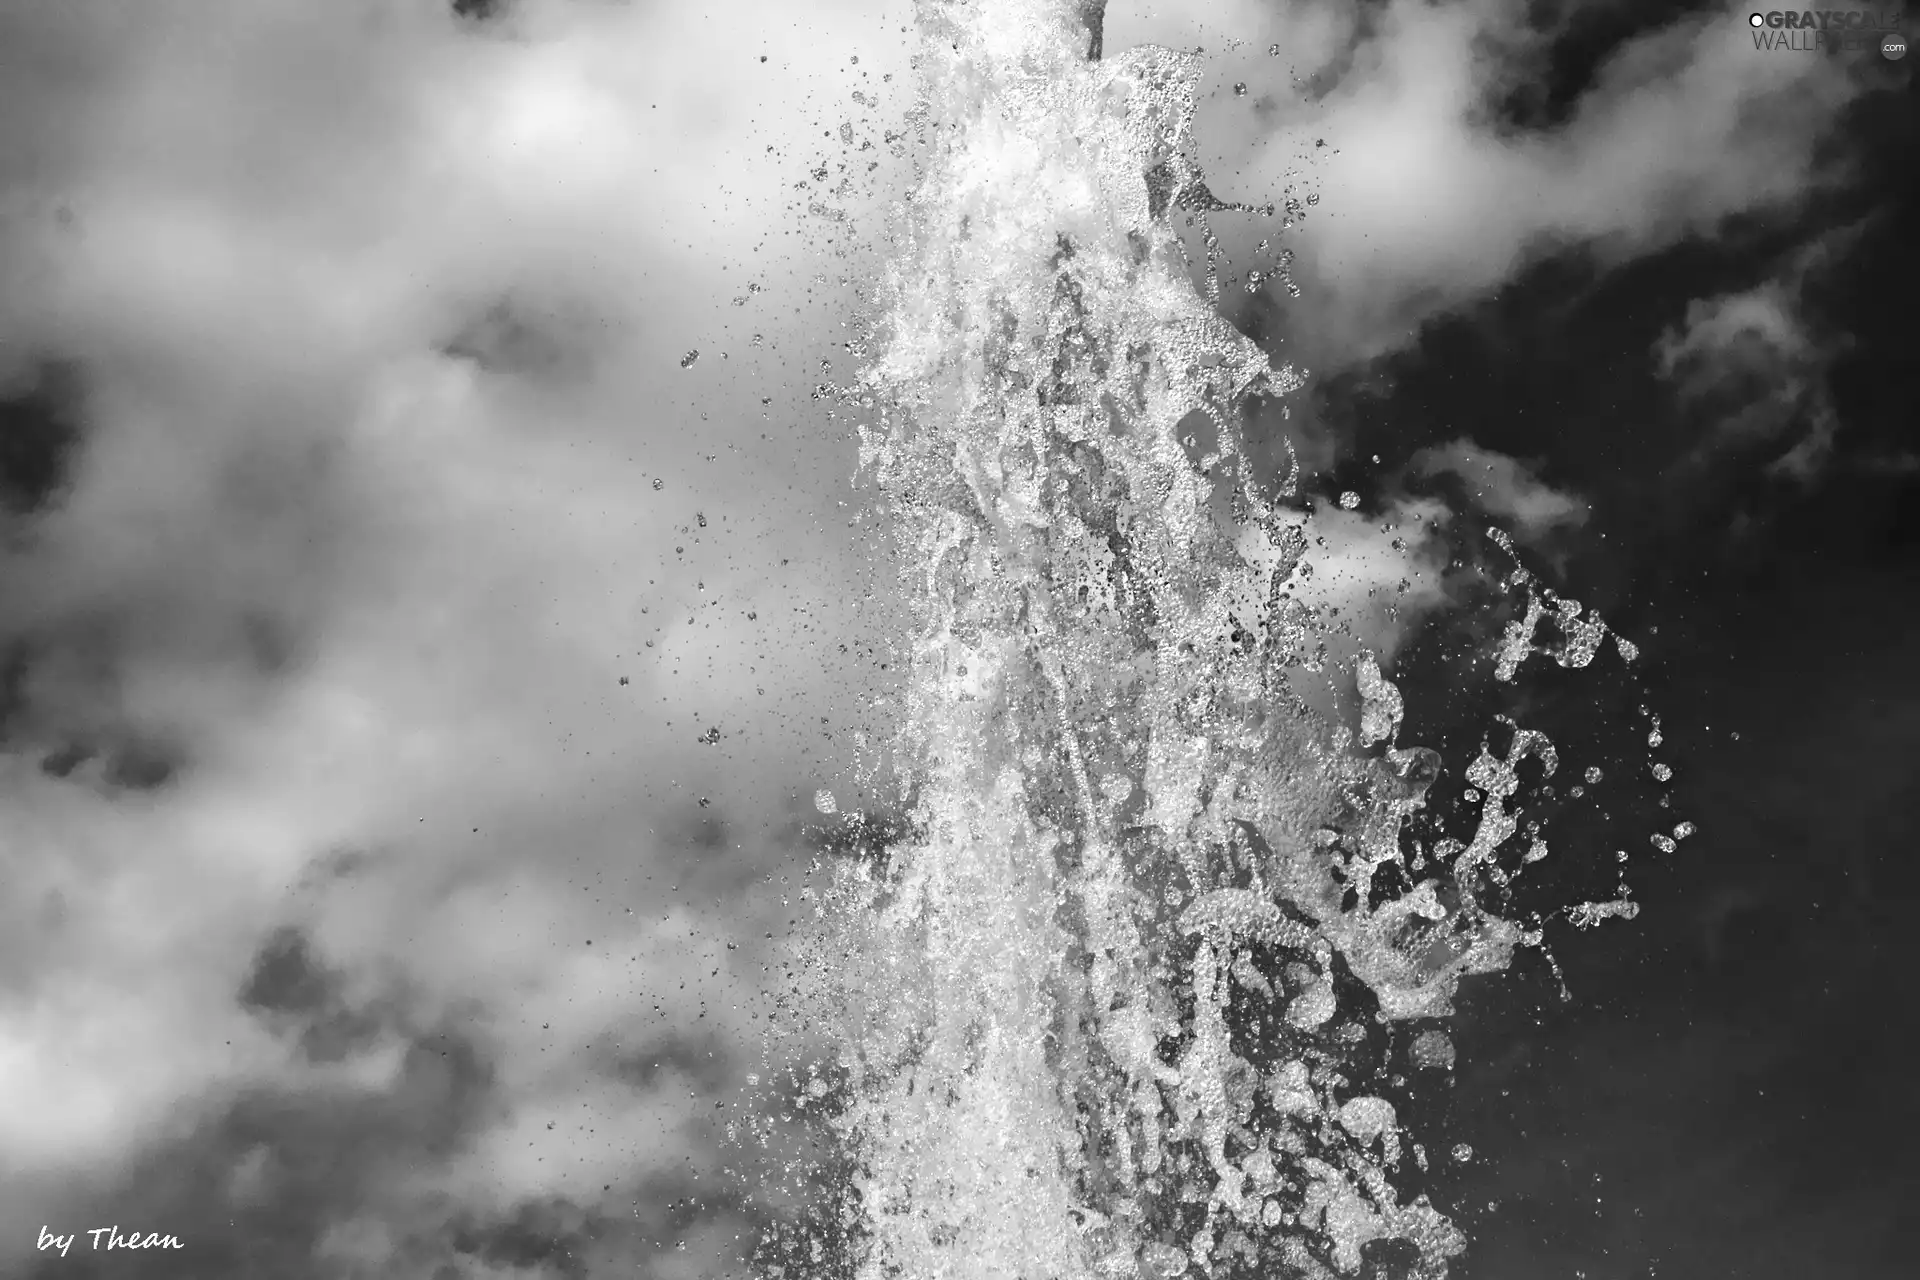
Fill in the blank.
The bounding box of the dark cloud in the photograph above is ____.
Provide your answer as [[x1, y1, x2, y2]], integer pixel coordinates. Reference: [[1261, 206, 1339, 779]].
[[24, 1000, 499, 1279], [452, 0, 509, 22], [0, 358, 85, 518], [1653, 233, 1856, 485]]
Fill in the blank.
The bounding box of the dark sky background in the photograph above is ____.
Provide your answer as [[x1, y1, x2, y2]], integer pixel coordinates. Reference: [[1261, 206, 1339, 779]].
[[1280, 15, 1918, 1278], [0, 1, 1913, 1278]]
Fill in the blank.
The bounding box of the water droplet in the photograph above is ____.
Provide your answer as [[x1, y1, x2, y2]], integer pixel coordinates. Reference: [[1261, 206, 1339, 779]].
[[1411, 1030, 1454, 1071], [1140, 1242, 1190, 1278]]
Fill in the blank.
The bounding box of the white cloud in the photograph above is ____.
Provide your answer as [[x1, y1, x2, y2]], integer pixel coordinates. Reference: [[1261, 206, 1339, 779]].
[[1412, 439, 1588, 545], [0, 0, 915, 1269], [1110, 0, 1870, 366]]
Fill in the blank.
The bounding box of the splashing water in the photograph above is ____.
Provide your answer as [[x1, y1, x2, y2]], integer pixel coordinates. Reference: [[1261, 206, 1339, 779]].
[[752, 4, 1668, 1278]]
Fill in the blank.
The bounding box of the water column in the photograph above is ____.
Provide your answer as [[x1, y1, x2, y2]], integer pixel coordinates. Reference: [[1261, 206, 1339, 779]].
[[835, 2, 1486, 1276]]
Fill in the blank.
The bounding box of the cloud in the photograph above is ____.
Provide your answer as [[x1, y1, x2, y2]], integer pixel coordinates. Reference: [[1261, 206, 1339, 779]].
[[1411, 439, 1588, 546], [1110, 0, 1872, 365], [1653, 246, 1846, 483], [0, 0, 919, 1274]]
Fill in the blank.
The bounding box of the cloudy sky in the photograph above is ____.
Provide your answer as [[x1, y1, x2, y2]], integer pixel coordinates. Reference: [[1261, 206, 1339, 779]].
[[1, 2, 1911, 1278]]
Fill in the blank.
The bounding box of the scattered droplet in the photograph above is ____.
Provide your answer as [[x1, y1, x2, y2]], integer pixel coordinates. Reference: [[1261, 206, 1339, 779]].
[[1410, 1030, 1455, 1071]]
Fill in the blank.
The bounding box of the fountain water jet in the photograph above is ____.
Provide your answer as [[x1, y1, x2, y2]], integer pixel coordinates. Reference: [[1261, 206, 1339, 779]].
[[756, 4, 1641, 1277]]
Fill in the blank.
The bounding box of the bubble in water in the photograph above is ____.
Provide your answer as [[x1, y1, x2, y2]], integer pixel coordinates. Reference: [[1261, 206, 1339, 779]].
[[679, 350, 699, 368], [1411, 1030, 1455, 1071], [1140, 1242, 1191, 1277]]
